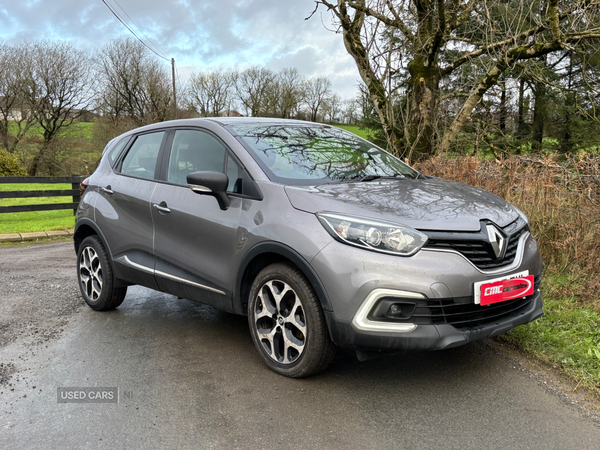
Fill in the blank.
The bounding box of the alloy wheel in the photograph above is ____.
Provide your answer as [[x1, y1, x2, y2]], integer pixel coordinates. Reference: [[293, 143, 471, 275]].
[[79, 245, 103, 301], [253, 279, 307, 364]]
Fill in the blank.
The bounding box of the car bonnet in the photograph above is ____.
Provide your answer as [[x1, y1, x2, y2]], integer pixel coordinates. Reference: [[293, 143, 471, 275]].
[[284, 177, 518, 232]]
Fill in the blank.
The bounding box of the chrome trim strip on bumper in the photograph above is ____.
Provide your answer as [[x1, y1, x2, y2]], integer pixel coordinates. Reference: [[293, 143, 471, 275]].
[[422, 231, 530, 275], [352, 289, 422, 333], [114, 255, 226, 296]]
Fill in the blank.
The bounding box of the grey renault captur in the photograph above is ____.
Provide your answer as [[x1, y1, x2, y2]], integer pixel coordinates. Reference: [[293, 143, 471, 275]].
[[74, 117, 543, 377]]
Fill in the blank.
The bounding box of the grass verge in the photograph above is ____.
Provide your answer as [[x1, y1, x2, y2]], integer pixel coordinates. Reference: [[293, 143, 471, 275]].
[[0, 183, 76, 234], [500, 275, 600, 394]]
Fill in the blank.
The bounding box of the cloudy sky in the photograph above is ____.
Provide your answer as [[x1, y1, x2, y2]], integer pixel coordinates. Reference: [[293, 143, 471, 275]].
[[0, 0, 362, 98]]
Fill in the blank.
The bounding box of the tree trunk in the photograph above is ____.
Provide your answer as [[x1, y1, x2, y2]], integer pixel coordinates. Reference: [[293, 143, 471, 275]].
[[532, 81, 546, 151], [561, 51, 574, 153], [407, 59, 439, 161], [499, 76, 507, 132], [0, 128, 12, 153], [337, 1, 400, 156], [28, 135, 52, 176], [28, 144, 48, 176], [440, 65, 504, 154], [517, 78, 527, 137]]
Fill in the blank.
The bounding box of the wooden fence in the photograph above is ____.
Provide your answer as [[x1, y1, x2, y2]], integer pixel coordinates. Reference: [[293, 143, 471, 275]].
[[0, 176, 86, 214]]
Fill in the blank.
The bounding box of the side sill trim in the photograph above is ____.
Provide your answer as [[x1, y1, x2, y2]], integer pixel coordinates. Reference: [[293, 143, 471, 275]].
[[154, 270, 226, 296], [115, 255, 154, 274], [115, 255, 226, 296]]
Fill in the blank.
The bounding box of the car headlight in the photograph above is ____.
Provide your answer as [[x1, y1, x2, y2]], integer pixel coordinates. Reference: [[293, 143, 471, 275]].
[[317, 212, 428, 256]]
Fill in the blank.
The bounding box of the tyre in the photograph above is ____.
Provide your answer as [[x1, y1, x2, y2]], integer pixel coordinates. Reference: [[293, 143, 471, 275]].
[[247, 263, 336, 377], [77, 235, 127, 311]]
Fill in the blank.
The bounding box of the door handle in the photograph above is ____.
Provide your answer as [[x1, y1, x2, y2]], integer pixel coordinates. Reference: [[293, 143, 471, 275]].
[[101, 186, 113, 195], [153, 202, 171, 213]]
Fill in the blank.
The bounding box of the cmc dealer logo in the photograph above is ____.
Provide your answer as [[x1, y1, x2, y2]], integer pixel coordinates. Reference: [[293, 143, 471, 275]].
[[57, 387, 119, 404]]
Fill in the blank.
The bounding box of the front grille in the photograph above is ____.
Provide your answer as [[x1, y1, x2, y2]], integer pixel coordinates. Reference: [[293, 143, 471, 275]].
[[411, 296, 532, 329], [423, 219, 529, 271], [375, 276, 540, 330]]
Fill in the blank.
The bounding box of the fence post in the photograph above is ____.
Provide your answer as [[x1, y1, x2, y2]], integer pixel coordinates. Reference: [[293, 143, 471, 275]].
[[71, 175, 81, 215]]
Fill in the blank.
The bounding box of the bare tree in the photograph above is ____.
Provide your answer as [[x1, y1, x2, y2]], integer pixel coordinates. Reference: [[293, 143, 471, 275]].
[[96, 38, 173, 127], [342, 97, 360, 124], [0, 43, 36, 154], [262, 76, 284, 117], [304, 77, 332, 122], [315, 0, 600, 161], [324, 93, 343, 123], [278, 68, 305, 118], [188, 69, 236, 117], [235, 67, 277, 117], [20, 41, 92, 175]]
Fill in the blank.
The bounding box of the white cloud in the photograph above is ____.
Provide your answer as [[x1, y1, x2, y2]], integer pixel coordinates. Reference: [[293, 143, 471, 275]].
[[0, 0, 361, 98]]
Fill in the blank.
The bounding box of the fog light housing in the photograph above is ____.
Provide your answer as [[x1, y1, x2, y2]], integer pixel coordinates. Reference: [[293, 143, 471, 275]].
[[386, 302, 416, 320]]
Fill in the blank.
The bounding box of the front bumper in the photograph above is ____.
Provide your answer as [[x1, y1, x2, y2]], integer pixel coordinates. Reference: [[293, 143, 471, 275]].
[[324, 290, 543, 352]]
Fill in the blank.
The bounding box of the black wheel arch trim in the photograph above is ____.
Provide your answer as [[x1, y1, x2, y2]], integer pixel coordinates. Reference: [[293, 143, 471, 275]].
[[75, 219, 132, 288], [235, 241, 332, 314], [74, 219, 114, 260]]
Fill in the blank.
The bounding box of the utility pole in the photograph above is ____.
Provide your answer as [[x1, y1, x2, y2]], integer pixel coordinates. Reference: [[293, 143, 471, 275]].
[[171, 58, 177, 119]]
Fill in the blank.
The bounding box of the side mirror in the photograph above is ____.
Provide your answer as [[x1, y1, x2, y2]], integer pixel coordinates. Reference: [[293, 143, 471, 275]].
[[186, 171, 231, 210]]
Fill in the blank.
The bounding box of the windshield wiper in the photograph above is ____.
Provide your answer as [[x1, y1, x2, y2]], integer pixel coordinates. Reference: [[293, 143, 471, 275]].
[[344, 174, 407, 182]]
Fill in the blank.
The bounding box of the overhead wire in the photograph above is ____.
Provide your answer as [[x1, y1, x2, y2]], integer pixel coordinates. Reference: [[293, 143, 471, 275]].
[[108, 0, 168, 61], [100, 0, 170, 62]]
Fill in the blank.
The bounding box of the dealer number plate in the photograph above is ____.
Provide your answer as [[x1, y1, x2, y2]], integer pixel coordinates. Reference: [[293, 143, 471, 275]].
[[473, 270, 534, 305]]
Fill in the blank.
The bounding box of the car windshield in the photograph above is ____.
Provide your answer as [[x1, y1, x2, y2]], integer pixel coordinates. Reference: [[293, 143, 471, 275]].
[[230, 124, 418, 185]]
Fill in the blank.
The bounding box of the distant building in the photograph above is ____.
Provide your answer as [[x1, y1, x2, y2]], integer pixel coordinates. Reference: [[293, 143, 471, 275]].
[[0, 97, 98, 122], [0, 96, 30, 121], [219, 110, 243, 117]]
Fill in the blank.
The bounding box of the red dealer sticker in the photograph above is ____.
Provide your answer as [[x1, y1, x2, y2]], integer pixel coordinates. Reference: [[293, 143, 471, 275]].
[[479, 275, 534, 306]]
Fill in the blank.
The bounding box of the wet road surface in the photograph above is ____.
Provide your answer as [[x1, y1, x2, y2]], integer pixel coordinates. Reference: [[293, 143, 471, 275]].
[[0, 241, 599, 449]]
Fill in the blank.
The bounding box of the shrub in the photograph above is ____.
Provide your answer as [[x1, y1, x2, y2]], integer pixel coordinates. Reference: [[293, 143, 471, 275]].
[[0, 148, 27, 176], [414, 153, 600, 310]]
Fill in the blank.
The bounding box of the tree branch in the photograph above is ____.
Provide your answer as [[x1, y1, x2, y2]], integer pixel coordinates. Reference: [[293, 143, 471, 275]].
[[427, 0, 447, 66], [347, 0, 416, 42]]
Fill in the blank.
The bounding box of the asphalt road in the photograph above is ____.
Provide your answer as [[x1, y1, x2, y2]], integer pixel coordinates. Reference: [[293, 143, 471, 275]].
[[0, 241, 599, 449]]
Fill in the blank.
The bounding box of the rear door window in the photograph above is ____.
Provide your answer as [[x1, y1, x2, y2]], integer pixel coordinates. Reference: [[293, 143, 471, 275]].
[[118, 132, 165, 180]]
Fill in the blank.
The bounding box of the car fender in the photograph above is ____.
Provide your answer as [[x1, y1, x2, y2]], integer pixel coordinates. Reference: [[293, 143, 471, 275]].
[[234, 241, 333, 314]]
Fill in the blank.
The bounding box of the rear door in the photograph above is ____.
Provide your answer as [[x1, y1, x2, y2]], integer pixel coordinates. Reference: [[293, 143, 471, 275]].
[[150, 128, 244, 311], [94, 130, 168, 289]]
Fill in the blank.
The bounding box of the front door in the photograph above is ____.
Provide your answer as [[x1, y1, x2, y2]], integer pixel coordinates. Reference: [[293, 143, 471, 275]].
[[150, 128, 245, 311]]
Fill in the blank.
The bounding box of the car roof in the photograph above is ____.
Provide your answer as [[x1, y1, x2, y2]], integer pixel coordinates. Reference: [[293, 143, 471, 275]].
[[120, 117, 325, 136]]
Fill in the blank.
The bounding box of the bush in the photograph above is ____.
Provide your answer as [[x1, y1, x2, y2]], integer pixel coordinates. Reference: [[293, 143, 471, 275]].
[[0, 148, 27, 176], [414, 153, 600, 310]]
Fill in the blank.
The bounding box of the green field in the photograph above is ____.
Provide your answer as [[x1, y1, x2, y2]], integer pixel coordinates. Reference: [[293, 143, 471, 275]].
[[333, 124, 371, 140], [8, 121, 95, 141], [0, 183, 76, 234]]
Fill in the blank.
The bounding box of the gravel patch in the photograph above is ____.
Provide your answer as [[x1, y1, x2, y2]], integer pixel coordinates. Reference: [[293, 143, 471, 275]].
[[0, 241, 84, 386]]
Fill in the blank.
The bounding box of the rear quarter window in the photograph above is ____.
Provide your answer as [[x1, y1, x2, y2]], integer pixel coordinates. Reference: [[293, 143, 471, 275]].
[[106, 137, 129, 166], [118, 132, 165, 180]]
